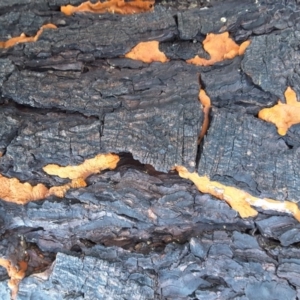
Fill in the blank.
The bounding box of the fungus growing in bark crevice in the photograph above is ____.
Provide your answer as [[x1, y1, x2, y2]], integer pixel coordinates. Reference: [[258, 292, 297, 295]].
[[175, 166, 300, 222], [0, 153, 120, 204], [0, 175, 49, 205], [186, 32, 251, 66], [0, 153, 119, 297], [125, 41, 169, 63], [258, 86, 300, 135], [198, 88, 211, 144], [43, 153, 119, 180], [0, 258, 27, 300], [43, 153, 120, 198], [0, 24, 57, 49], [61, 0, 155, 16], [47, 178, 87, 198]]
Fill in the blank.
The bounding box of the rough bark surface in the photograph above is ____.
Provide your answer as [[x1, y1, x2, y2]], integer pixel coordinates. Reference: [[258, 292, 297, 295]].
[[1, 0, 300, 299], [198, 108, 300, 201]]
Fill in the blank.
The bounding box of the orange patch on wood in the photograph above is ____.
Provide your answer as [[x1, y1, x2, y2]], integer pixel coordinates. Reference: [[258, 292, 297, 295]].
[[0, 154, 119, 292], [0, 153, 119, 204], [43, 153, 120, 180], [0, 174, 48, 205], [198, 89, 211, 144], [47, 178, 87, 198], [0, 259, 27, 300], [61, 0, 154, 15], [186, 32, 251, 66], [258, 86, 300, 136], [175, 166, 300, 222], [0, 24, 57, 49], [125, 41, 169, 63], [43, 153, 120, 198]]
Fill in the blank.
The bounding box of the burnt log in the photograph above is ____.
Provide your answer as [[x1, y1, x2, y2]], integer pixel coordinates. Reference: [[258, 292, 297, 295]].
[[1, 0, 300, 299]]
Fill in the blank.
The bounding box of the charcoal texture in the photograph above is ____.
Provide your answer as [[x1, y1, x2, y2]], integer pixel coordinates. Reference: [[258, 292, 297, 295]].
[[2, 61, 202, 173], [0, 0, 300, 299], [242, 29, 300, 99], [0, 165, 252, 252], [200, 57, 278, 114], [198, 108, 300, 201], [2, 235, 297, 299], [0, 109, 101, 181]]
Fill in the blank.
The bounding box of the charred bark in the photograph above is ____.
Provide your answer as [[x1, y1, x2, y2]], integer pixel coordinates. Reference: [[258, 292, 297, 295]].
[[1, 0, 300, 299]]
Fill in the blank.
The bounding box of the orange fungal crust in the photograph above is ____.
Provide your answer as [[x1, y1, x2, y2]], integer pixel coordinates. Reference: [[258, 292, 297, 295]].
[[43, 153, 120, 198], [258, 86, 300, 135], [0, 174, 49, 205], [125, 41, 169, 63], [0, 24, 57, 49], [0, 258, 27, 300], [43, 153, 120, 180], [186, 32, 251, 66], [198, 89, 211, 144], [47, 178, 88, 198], [0, 153, 119, 204], [175, 166, 300, 222], [0, 153, 119, 297], [61, 0, 155, 16]]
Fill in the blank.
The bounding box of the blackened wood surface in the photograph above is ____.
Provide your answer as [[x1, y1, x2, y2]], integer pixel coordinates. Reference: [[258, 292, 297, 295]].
[[1, 0, 300, 299], [198, 108, 300, 201], [2, 61, 201, 172], [242, 28, 300, 99], [0, 106, 101, 181], [200, 57, 278, 114], [1, 162, 300, 299]]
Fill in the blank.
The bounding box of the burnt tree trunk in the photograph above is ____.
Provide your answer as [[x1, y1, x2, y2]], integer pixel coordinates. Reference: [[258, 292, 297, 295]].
[[1, 0, 300, 299]]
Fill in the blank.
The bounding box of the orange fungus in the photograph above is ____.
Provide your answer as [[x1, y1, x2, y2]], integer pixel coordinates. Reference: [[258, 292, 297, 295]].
[[258, 86, 300, 135], [61, 0, 155, 15], [0, 24, 57, 49], [0, 174, 48, 205], [175, 166, 300, 222], [198, 89, 211, 143], [0, 258, 27, 300], [124, 41, 169, 63], [186, 32, 251, 66], [43, 153, 120, 198], [0, 153, 119, 204], [43, 153, 120, 180]]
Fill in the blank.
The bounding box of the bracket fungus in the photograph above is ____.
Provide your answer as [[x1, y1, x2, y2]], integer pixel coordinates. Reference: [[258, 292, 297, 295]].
[[61, 0, 155, 15], [186, 32, 251, 66], [175, 166, 300, 222], [258, 86, 300, 135], [0, 24, 57, 49], [125, 41, 169, 63]]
